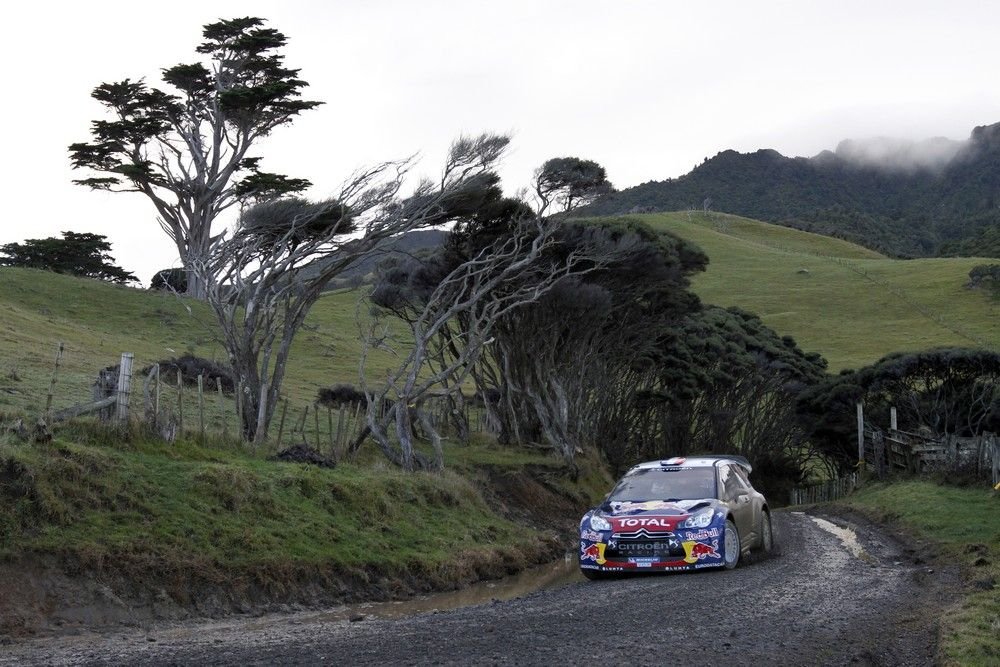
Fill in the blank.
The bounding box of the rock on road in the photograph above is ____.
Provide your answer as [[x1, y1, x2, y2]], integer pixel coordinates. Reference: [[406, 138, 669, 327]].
[[1, 511, 954, 666]]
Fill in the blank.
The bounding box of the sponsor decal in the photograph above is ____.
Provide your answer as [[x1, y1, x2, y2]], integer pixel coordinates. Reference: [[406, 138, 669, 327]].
[[679, 528, 720, 541], [580, 564, 600, 570], [580, 529, 602, 542], [613, 517, 677, 531], [694, 562, 721, 569], [614, 536, 681, 556], [681, 539, 720, 564], [580, 542, 608, 565]]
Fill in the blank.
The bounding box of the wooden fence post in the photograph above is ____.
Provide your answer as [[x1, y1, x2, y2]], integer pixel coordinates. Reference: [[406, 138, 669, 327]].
[[216, 377, 226, 438], [153, 364, 160, 428], [197, 374, 205, 443], [44, 342, 65, 422], [335, 405, 346, 453], [352, 403, 362, 438], [276, 398, 289, 447], [856, 402, 865, 464], [297, 405, 310, 438], [313, 406, 321, 450], [327, 408, 335, 458], [116, 353, 133, 423], [177, 371, 184, 435]]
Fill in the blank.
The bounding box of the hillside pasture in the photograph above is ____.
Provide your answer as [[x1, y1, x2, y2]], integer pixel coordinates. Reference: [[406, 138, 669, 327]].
[[617, 212, 999, 371]]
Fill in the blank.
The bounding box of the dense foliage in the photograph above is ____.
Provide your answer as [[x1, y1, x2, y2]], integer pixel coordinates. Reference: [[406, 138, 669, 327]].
[[374, 191, 830, 490], [150, 268, 188, 292], [628, 307, 828, 498], [797, 347, 1000, 470], [585, 123, 1000, 258], [0, 232, 136, 284]]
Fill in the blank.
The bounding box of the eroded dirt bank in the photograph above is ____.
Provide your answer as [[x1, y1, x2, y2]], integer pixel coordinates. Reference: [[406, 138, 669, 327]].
[[0, 466, 583, 639], [1, 511, 958, 666]]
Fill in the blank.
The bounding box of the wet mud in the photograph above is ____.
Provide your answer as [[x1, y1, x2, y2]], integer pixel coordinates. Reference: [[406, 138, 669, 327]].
[[1, 510, 957, 666]]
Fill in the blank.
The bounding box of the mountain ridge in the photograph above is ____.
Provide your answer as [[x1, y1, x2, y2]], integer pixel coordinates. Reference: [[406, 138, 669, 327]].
[[585, 122, 1000, 258]]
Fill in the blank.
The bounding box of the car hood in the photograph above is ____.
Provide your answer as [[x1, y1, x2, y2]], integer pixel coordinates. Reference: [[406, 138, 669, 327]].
[[602, 498, 718, 516]]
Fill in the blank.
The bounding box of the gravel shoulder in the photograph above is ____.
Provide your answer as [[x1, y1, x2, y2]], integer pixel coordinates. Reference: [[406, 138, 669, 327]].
[[1, 511, 957, 666]]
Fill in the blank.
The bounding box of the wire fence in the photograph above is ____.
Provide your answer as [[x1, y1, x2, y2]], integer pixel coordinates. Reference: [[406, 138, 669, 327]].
[[18, 345, 491, 457]]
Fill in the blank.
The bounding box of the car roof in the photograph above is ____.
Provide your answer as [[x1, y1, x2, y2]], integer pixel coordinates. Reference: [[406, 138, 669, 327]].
[[629, 456, 752, 474]]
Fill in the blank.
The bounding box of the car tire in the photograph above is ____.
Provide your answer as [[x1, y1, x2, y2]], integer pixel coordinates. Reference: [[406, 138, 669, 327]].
[[723, 518, 741, 570], [758, 510, 775, 555]]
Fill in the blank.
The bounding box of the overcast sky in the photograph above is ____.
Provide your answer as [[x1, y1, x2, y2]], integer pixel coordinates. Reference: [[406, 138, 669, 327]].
[[3, 0, 1000, 284]]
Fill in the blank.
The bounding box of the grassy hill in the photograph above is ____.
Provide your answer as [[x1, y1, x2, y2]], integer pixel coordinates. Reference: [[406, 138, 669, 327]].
[[609, 212, 999, 371], [2, 212, 997, 422], [0, 268, 398, 422]]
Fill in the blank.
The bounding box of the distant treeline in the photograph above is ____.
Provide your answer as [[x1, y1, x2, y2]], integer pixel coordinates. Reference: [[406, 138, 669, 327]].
[[584, 122, 1000, 259]]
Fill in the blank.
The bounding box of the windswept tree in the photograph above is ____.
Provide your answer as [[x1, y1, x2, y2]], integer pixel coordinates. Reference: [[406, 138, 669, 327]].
[[364, 162, 644, 469], [0, 232, 137, 284], [194, 134, 510, 443], [365, 217, 632, 470], [69, 17, 321, 299], [798, 347, 1000, 469], [534, 157, 612, 213]]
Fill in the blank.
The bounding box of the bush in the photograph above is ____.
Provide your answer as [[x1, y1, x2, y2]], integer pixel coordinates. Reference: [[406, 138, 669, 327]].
[[150, 268, 188, 293], [316, 384, 366, 408], [143, 354, 235, 393]]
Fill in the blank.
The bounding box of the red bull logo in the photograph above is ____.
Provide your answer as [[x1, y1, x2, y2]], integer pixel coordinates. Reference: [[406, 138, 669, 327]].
[[580, 542, 607, 565], [681, 540, 720, 564]]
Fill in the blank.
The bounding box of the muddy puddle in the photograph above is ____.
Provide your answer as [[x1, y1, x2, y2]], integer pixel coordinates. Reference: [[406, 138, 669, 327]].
[[310, 555, 583, 623]]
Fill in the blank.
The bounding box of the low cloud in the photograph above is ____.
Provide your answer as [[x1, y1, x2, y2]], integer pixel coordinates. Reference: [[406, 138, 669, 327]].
[[832, 136, 965, 173]]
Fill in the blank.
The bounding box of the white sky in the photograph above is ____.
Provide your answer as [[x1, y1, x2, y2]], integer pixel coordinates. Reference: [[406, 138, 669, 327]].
[[3, 0, 1000, 284]]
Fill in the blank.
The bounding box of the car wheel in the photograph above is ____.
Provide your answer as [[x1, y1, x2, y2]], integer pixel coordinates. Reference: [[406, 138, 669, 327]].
[[759, 510, 775, 555], [723, 518, 741, 570]]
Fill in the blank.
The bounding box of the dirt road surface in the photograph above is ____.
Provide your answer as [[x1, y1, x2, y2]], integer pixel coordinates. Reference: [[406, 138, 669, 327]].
[[1, 511, 954, 666]]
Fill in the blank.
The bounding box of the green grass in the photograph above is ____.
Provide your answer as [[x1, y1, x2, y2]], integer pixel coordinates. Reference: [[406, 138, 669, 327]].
[[610, 212, 1000, 371], [2, 214, 997, 421], [0, 267, 398, 424], [0, 427, 576, 586], [837, 480, 1000, 666]]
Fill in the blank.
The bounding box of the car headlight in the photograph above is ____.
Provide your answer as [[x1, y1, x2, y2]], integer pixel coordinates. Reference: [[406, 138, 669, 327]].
[[682, 509, 713, 528], [589, 514, 611, 531]]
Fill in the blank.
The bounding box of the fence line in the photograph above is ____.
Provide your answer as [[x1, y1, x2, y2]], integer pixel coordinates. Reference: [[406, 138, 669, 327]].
[[789, 472, 859, 506], [27, 349, 492, 456]]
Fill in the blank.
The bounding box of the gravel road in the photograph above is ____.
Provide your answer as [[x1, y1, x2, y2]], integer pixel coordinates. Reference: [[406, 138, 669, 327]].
[[1, 511, 955, 666]]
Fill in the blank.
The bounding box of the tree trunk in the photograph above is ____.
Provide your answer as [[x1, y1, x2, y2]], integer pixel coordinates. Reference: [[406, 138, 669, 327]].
[[395, 402, 415, 471]]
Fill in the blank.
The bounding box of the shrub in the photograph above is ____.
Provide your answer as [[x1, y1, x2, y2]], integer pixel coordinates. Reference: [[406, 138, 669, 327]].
[[142, 354, 235, 393], [150, 268, 188, 293], [316, 384, 366, 408]]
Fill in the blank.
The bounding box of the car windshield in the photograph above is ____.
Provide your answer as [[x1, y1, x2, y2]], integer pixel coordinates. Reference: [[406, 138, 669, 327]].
[[608, 467, 716, 502]]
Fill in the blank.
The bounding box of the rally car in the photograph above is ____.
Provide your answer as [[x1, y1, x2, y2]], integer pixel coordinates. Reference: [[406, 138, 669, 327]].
[[579, 456, 773, 579]]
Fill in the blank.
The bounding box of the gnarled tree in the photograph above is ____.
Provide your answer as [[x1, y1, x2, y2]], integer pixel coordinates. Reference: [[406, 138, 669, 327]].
[[69, 17, 320, 298], [194, 134, 509, 443]]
